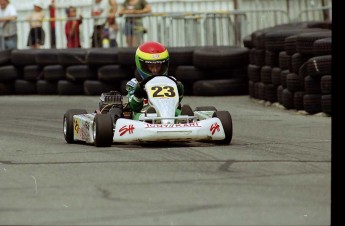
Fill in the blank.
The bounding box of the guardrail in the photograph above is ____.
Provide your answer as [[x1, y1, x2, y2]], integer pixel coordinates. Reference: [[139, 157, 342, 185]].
[[1, 6, 330, 50], [295, 6, 332, 22]]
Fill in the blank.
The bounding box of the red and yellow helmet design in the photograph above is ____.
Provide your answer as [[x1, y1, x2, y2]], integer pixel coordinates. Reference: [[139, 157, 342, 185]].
[[135, 41, 169, 80]]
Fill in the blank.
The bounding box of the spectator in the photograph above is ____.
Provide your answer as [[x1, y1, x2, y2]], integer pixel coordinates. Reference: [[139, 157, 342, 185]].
[[118, 0, 151, 47], [104, 8, 118, 47], [0, 0, 17, 50], [27, 1, 45, 49], [65, 6, 82, 48], [91, 0, 117, 48], [49, 0, 56, 48]]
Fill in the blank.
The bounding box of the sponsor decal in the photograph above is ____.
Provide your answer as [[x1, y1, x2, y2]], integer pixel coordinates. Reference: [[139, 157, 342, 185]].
[[84, 114, 95, 120], [119, 124, 135, 136], [151, 53, 160, 59], [74, 120, 80, 134], [210, 122, 220, 135], [84, 121, 90, 130], [145, 122, 201, 128], [80, 122, 90, 142]]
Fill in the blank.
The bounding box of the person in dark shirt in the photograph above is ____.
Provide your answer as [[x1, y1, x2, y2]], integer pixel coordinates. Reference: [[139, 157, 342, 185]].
[[49, 0, 56, 48]]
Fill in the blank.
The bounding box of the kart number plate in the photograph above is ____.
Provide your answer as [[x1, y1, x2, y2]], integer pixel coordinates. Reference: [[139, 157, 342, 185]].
[[148, 85, 177, 98]]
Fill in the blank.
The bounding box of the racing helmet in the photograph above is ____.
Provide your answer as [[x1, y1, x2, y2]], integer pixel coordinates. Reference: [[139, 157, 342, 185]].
[[135, 41, 169, 81]]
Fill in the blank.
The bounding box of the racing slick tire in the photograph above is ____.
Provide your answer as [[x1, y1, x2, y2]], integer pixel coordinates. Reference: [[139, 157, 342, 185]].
[[93, 114, 114, 147], [63, 109, 88, 144], [181, 104, 194, 116], [213, 111, 233, 145]]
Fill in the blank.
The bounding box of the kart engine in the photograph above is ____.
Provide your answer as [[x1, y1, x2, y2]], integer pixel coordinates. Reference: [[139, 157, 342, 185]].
[[99, 91, 123, 114]]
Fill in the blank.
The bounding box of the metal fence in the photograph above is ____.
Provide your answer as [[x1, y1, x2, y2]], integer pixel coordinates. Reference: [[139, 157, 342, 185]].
[[12, 11, 288, 49], [1, 0, 331, 50]]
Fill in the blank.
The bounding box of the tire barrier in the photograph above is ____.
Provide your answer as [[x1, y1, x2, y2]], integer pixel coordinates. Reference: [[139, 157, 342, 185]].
[[0, 49, 11, 65], [83, 80, 121, 96], [37, 80, 58, 95], [0, 21, 331, 117], [313, 38, 332, 56], [35, 49, 61, 66], [23, 65, 43, 81], [86, 48, 120, 66], [193, 46, 249, 70], [245, 20, 332, 116], [66, 65, 97, 83], [0, 46, 249, 97], [57, 80, 84, 95], [193, 78, 248, 96], [43, 65, 65, 82]]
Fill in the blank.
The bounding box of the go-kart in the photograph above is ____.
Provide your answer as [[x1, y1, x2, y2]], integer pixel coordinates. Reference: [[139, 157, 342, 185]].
[[63, 76, 233, 147]]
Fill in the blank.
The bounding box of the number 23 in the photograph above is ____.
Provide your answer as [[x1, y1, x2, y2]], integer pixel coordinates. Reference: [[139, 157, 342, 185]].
[[150, 86, 176, 98]]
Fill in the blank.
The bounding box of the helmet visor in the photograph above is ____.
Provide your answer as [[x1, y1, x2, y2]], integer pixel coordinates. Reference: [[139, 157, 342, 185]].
[[139, 58, 169, 76]]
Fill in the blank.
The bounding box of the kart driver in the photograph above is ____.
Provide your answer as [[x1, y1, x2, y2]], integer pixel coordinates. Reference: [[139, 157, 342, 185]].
[[126, 41, 184, 114]]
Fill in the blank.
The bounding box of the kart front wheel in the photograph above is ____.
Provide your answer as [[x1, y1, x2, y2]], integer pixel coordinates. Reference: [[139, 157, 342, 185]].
[[181, 104, 194, 116], [93, 114, 114, 147], [63, 109, 88, 143], [213, 111, 233, 145]]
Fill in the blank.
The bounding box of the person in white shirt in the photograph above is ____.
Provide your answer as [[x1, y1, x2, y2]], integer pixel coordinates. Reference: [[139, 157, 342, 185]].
[[0, 0, 17, 50], [26, 1, 45, 49]]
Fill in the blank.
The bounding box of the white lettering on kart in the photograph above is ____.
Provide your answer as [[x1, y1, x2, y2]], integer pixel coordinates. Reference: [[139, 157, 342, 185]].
[[144, 122, 201, 128]]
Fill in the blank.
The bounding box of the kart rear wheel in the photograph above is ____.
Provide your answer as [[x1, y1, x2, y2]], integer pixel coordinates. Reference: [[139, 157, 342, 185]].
[[181, 104, 194, 116], [93, 114, 114, 147], [195, 106, 217, 111], [63, 109, 87, 143], [213, 111, 232, 145]]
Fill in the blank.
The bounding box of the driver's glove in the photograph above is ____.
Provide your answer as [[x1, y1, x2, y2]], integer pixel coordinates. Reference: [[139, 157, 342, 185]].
[[133, 83, 145, 99], [129, 84, 145, 112]]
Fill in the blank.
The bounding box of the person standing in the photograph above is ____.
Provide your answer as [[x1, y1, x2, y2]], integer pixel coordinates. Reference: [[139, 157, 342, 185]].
[[104, 8, 118, 47], [0, 0, 17, 50], [91, 0, 118, 48], [65, 6, 82, 48], [118, 0, 151, 47], [27, 1, 45, 49], [49, 0, 56, 48]]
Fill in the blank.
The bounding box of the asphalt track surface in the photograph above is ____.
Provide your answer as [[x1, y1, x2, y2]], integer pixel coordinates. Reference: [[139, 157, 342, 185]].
[[0, 95, 331, 225]]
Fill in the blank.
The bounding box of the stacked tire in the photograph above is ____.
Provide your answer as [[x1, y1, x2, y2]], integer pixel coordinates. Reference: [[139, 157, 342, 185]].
[[245, 21, 332, 116], [0, 49, 16, 95], [0, 48, 134, 96], [0, 45, 250, 97], [189, 46, 249, 96]]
